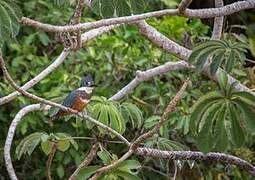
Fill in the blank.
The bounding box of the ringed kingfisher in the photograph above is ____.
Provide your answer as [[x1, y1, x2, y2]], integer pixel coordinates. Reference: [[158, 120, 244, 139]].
[[51, 74, 95, 120]]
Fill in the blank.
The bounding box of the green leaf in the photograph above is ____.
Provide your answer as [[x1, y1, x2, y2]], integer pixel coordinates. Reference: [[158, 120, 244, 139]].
[[97, 150, 112, 165], [57, 140, 70, 152], [190, 91, 223, 134], [225, 50, 235, 72], [41, 140, 52, 155], [115, 0, 131, 17], [233, 92, 255, 108], [38, 32, 50, 46], [197, 102, 222, 152], [234, 100, 255, 134], [130, 0, 145, 14], [55, 133, 71, 152], [0, 4, 12, 41], [229, 104, 245, 147], [218, 71, 228, 92], [189, 40, 222, 64], [120, 102, 142, 129], [57, 164, 65, 178], [114, 170, 141, 180], [77, 165, 101, 180], [101, 0, 115, 18], [118, 160, 141, 173], [156, 138, 186, 151], [213, 105, 228, 151], [144, 115, 160, 129], [16, 132, 43, 159], [210, 50, 225, 75]]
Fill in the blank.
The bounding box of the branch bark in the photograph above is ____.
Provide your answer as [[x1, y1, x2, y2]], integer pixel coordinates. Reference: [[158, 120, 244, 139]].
[[135, 148, 255, 176], [4, 104, 45, 180], [46, 142, 58, 180], [20, 0, 255, 33], [110, 61, 190, 101], [211, 0, 224, 40], [178, 0, 193, 13]]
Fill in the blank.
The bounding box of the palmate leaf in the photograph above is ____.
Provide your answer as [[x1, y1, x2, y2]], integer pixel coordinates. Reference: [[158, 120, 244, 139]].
[[234, 99, 255, 134], [210, 50, 225, 75], [229, 104, 245, 147], [156, 138, 187, 151], [91, 96, 126, 135], [213, 105, 228, 151], [120, 102, 143, 129], [191, 72, 255, 152], [197, 102, 222, 152], [189, 39, 248, 74], [190, 91, 223, 134], [0, 0, 22, 47]]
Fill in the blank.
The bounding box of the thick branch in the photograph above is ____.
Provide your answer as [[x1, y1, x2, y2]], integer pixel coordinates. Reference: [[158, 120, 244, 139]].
[[110, 61, 190, 101], [20, 0, 255, 33], [0, 25, 117, 105], [69, 143, 99, 180], [135, 148, 255, 176]]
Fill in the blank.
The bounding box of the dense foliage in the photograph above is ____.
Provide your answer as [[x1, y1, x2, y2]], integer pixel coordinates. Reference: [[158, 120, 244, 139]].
[[1, 0, 255, 179]]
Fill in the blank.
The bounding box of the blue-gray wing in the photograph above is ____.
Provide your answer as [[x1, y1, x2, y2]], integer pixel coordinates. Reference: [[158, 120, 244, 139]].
[[62, 90, 78, 108], [53, 90, 78, 117]]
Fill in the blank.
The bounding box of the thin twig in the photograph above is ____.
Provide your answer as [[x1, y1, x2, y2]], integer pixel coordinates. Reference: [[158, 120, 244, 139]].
[[178, 0, 193, 13], [46, 142, 58, 180], [69, 143, 99, 180]]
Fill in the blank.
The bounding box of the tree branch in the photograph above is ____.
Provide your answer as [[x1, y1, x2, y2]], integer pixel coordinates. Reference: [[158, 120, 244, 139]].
[[110, 61, 191, 101], [135, 148, 255, 176], [46, 142, 58, 180], [69, 143, 100, 180], [4, 104, 46, 180], [0, 25, 118, 105], [20, 0, 255, 33], [178, 0, 193, 13], [211, 0, 224, 40], [90, 150, 134, 180]]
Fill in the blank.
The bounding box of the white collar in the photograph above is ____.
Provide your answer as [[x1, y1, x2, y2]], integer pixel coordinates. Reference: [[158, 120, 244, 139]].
[[77, 87, 94, 94]]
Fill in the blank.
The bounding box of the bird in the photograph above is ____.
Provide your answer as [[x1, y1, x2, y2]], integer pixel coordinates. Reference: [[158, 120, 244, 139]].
[[51, 74, 95, 121]]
